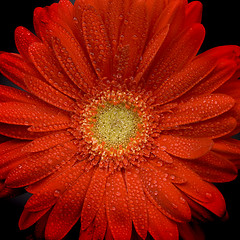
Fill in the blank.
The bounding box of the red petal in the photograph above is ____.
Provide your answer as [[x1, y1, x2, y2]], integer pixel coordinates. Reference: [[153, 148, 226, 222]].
[[134, 25, 169, 84], [147, 24, 205, 90], [161, 94, 235, 127], [14, 26, 41, 61], [182, 59, 237, 98], [45, 168, 93, 240], [0, 102, 71, 126], [82, 6, 111, 79], [181, 151, 237, 183], [25, 160, 85, 212], [23, 130, 74, 152], [178, 222, 205, 240], [173, 161, 226, 217], [114, 0, 148, 79], [0, 52, 38, 89], [147, 198, 178, 240], [0, 85, 40, 104], [92, 194, 108, 240], [184, 1, 203, 27], [156, 135, 213, 159], [5, 142, 77, 187], [166, 115, 237, 139], [140, 162, 191, 222], [125, 167, 148, 239], [19, 208, 50, 230], [106, 171, 132, 240], [81, 168, 108, 230], [24, 75, 76, 112], [28, 42, 80, 98]]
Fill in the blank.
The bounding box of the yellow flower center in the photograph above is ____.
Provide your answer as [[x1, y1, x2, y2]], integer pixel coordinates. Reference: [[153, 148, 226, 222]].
[[93, 103, 140, 149]]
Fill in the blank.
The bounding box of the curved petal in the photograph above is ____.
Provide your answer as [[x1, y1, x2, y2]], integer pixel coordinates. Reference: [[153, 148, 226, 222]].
[[24, 160, 84, 212], [156, 135, 213, 159], [125, 167, 148, 239], [81, 168, 108, 230], [140, 162, 191, 222], [5, 142, 77, 188], [106, 171, 132, 240], [180, 151, 238, 183], [45, 168, 93, 240], [147, 198, 178, 240], [160, 94, 235, 127], [166, 115, 237, 139]]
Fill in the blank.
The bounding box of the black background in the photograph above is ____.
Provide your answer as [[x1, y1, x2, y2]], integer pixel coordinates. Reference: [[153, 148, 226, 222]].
[[0, 0, 239, 239]]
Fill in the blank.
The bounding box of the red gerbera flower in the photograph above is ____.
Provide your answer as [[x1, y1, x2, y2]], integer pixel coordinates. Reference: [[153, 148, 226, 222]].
[[0, 0, 240, 239]]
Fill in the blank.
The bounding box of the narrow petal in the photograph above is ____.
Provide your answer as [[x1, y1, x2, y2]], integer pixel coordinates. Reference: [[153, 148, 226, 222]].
[[140, 162, 191, 222], [82, 6, 111, 79], [0, 85, 41, 104], [125, 167, 148, 239], [25, 160, 85, 212], [14, 26, 41, 60], [0, 102, 71, 126], [166, 115, 237, 138], [147, 24, 205, 89], [0, 52, 39, 89], [106, 171, 132, 240], [180, 151, 238, 183], [134, 25, 169, 84], [23, 130, 74, 152], [92, 194, 108, 240], [81, 168, 108, 230], [161, 94, 235, 127], [45, 168, 93, 240], [147, 198, 178, 240], [19, 208, 50, 230], [28, 42, 80, 98], [156, 135, 213, 159], [182, 59, 237, 98], [173, 161, 226, 217], [114, 0, 148, 79], [24, 75, 76, 112], [5, 142, 77, 187], [0, 123, 47, 140], [184, 1, 203, 27]]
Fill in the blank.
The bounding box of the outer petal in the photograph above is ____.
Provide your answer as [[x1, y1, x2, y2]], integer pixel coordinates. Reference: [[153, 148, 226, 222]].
[[19, 208, 50, 230], [0, 52, 39, 89], [28, 42, 80, 98], [180, 151, 238, 183], [81, 168, 108, 230], [5, 142, 77, 187], [156, 135, 213, 159], [24, 160, 85, 212], [147, 198, 178, 240], [125, 167, 148, 239], [45, 168, 93, 240], [0, 102, 71, 127], [140, 162, 191, 222], [14, 26, 41, 61], [166, 115, 237, 139], [23, 130, 74, 152], [160, 94, 235, 127], [146, 24, 205, 89], [82, 6, 111, 79], [106, 171, 132, 240]]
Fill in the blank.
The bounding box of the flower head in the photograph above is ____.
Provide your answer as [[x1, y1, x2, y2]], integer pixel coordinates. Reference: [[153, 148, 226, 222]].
[[0, 0, 240, 239]]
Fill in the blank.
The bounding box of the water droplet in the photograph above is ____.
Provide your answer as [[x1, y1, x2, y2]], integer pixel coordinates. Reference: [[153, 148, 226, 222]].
[[54, 189, 61, 197]]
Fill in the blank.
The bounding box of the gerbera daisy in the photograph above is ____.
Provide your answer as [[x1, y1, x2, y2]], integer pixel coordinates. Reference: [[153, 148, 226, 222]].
[[0, 0, 240, 239]]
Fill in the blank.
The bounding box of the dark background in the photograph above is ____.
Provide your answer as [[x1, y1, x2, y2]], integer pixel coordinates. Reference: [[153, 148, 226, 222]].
[[0, 0, 239, 239]]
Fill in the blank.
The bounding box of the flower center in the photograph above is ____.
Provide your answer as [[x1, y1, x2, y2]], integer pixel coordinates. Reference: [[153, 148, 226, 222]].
[[93, 103, 140, 149]]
